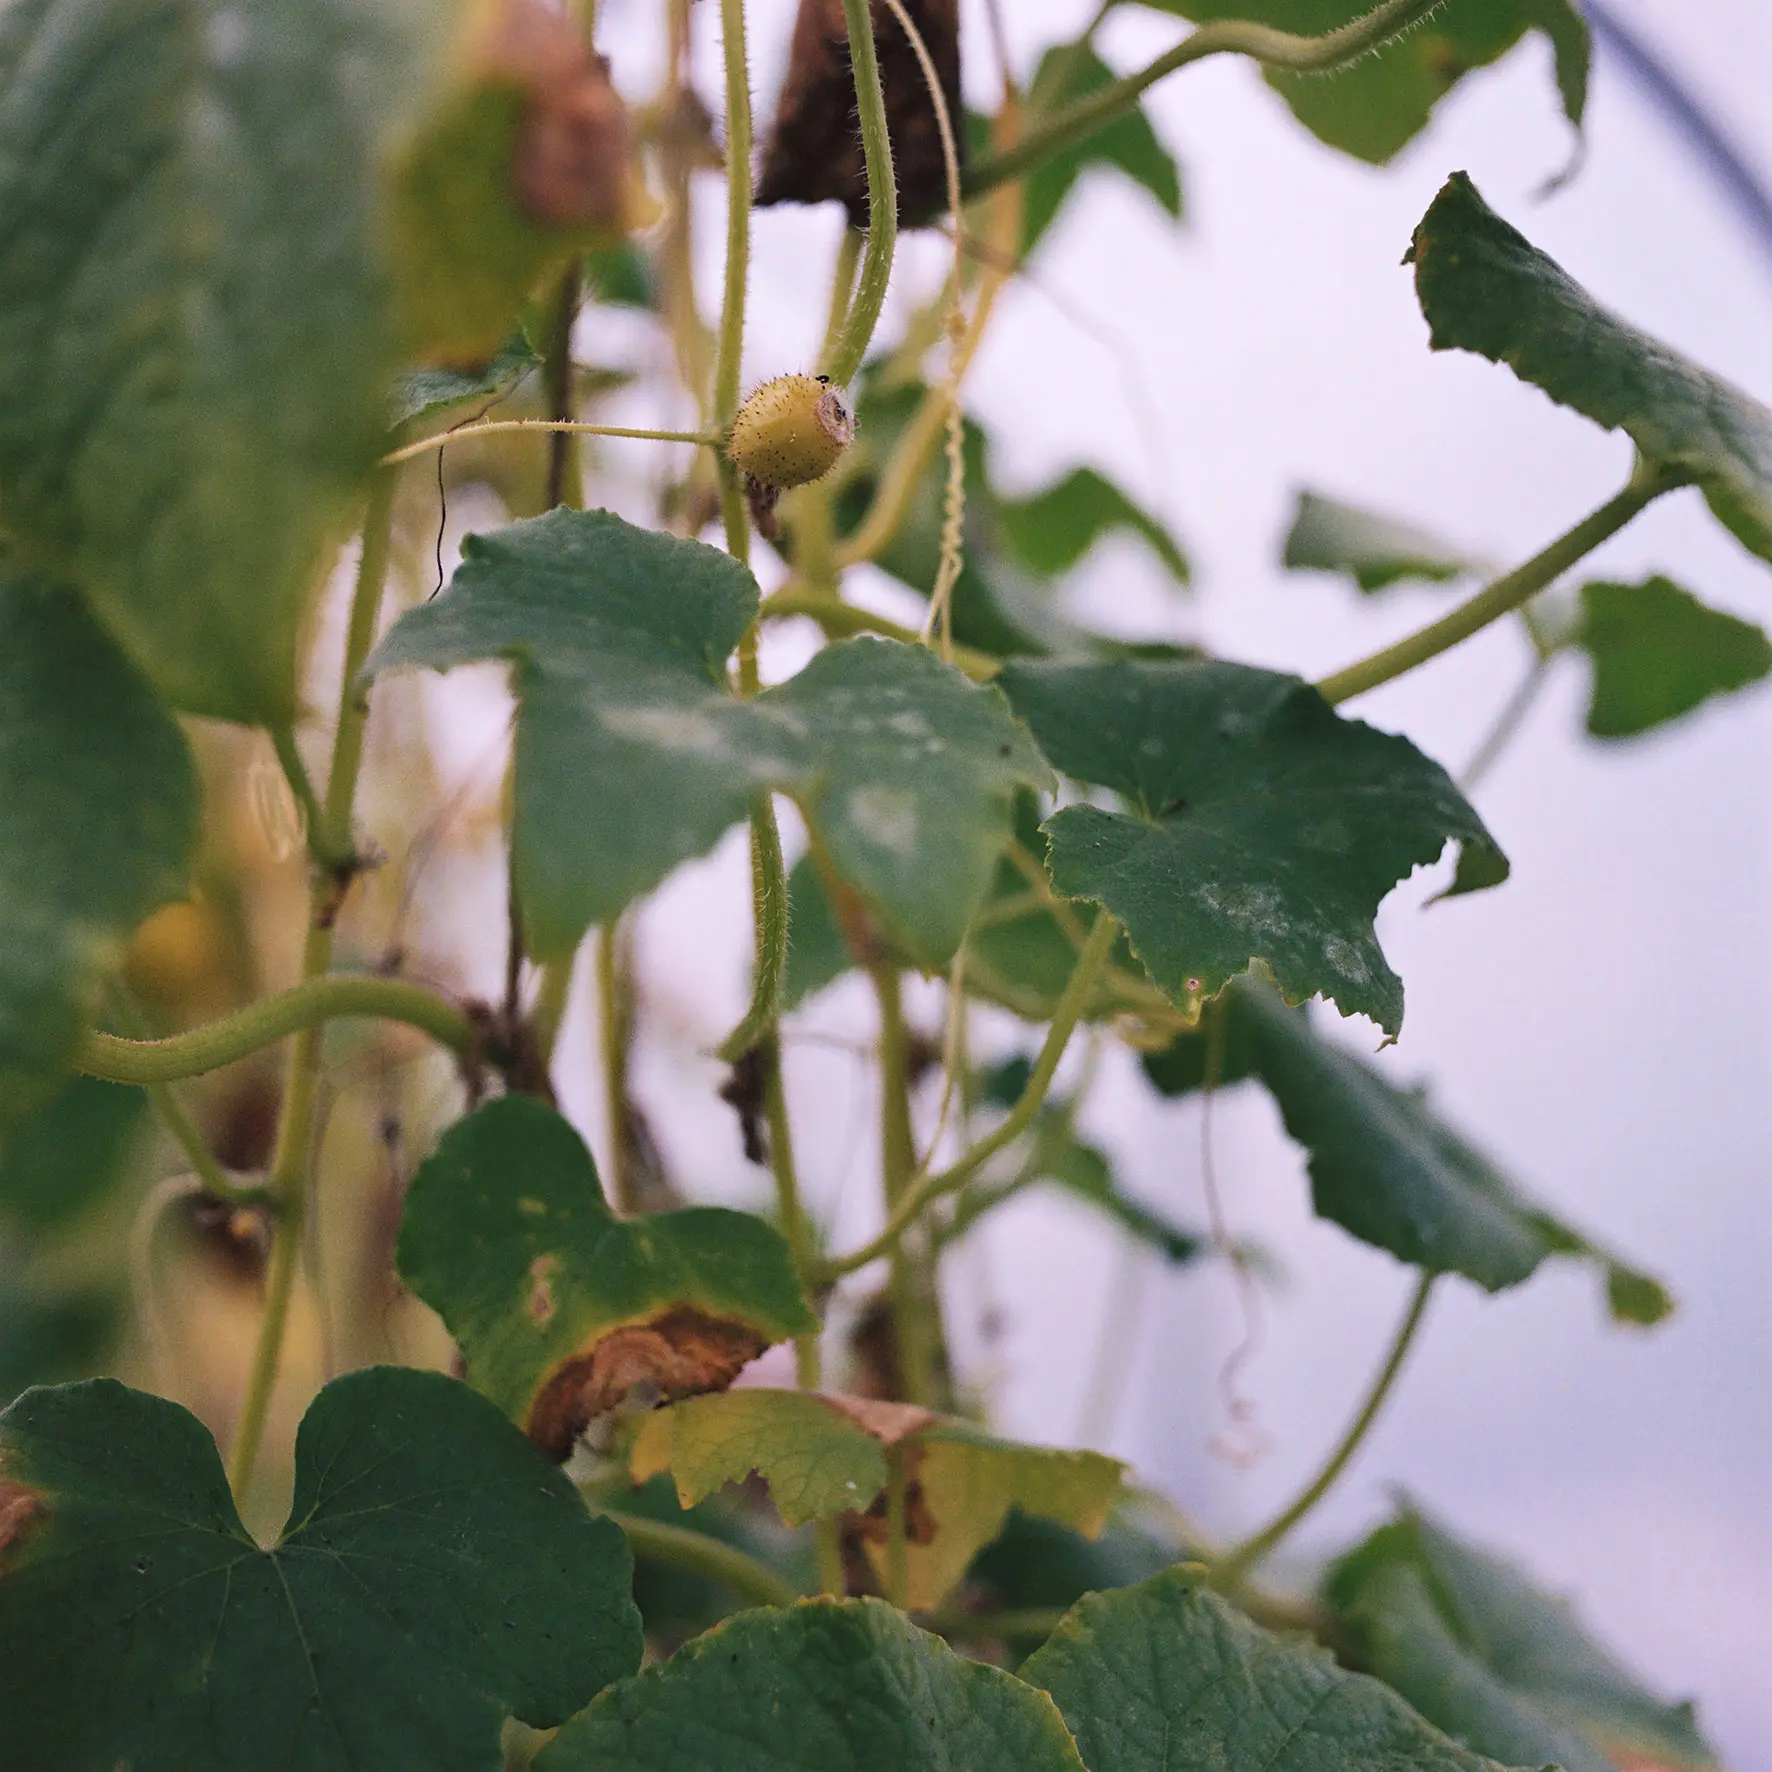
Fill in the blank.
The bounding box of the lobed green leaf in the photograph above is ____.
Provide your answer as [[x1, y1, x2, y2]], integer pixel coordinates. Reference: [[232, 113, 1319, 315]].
[[368, 509, 1051, 966], [537, 1598, 1090, 1772], [0, 1367, 641, 1772], [1021, 1565, 1519, 1772], [1326, 1503, 1718, 1771], [998, 658, 1506, 1033]]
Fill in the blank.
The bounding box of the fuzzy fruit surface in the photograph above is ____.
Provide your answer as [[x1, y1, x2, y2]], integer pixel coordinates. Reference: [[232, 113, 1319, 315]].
[[729, 374, 856, 489]]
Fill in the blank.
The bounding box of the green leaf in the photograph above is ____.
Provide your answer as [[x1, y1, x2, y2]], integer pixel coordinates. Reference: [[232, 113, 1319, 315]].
[[884, 1418, 1127, 1611], [1000, 469, 1190, 583], [367, 509, 1051, 965], [0, 1076, 147, 1231], [968, 1506, 1186, 1616], [0, 1366, 641, 1772], [1021, 1566, 1516, 1772], [390, 334, 541, 430], [1128, 1, 1587, 165], [998, 658, 1506, 1034], [1283, 491, 1483, 593], [627, 1387, 1124, 1612], [629, 1389, 888, 1527], [0, 0, 459, 720], [1575, 576, 1772, 738], [1021, 46, 1183, 255], [1326, 1504, 1718, 1772], [1231, 981, 1671, 1317], [397, 1096, 816, 1458], [1410, 173, 1772, 565], [0, 570, 198, 1135], [537, 1598, 1089, 1772]]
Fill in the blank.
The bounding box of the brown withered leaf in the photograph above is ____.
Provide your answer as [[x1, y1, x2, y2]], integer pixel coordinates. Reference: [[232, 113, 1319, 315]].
[[757, 0, 962, 228], [527, 1307, 768, 1461]]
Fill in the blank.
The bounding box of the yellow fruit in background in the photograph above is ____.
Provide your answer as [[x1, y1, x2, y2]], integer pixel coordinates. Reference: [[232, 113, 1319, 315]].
[[728, 374, 856, 490]]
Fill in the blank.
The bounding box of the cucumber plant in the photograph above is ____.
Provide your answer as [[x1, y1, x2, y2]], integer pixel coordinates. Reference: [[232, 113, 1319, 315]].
[[0, 1, 1751, 1768]]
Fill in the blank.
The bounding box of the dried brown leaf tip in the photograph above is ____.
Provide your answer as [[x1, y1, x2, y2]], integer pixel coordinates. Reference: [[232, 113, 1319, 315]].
[[525, 1307, 768, 1461], [757, 0, 962, 228], [468, 0, 636, 226]]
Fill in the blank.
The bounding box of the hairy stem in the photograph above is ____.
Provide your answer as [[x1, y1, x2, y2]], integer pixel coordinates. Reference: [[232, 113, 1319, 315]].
[[714, 0, 753, 431], [1216, 1273, 1437, 1589], [78, 975, 476, 1084], [227, 472, 397, 1501], [822, 0, 899, 385], [820, 912, 1119, 1280], [1317, 471, 1675, 705], [383, 419, 718, 469], [964, 0, 1448, 199], [596, 1508, 801, 1609]]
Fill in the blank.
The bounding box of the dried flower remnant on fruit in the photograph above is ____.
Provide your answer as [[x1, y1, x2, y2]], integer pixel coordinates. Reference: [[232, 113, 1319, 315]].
[[757, 0, 963, 227], [729, 373, 857, 539]]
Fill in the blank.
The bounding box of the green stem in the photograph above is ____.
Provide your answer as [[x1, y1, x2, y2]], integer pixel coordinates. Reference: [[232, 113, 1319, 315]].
[[106, 987, 257, 1206], [544, 264, 585, 512], [1459, 654, 1553, 792], [717, 795, 790, 1061], [884, 1442, 911, 1610], [1216, 1273, 1437, 1589], [926, 1605, 1067, 1639], [757, 1034, 846, 1593], [822, 0, 898, 385], [713, 0, 753, 431], [596, 1508, 801, 1609], [382, 419, 718, 468], [820, 228, 865, 369], [530, 956, 574, 1068], [964, 0, 1448, 200], [1316, 472, 1673, 705], [227, 473, 399, 1502], [77, 975, 476, 1084], [596, 924, 635, 1211], [819, 912, 1119, 1281], [871, 962, 941, 1407], [268, 725, 333, 869]]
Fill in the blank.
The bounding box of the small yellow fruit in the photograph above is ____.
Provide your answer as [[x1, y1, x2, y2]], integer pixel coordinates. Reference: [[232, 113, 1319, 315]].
[[727, 373, 856, 490]]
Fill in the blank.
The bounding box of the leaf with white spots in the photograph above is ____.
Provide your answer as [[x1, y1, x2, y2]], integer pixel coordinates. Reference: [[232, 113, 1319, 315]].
[[366, 510, 1050, 965], [997, 659, 1505, 1034]]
